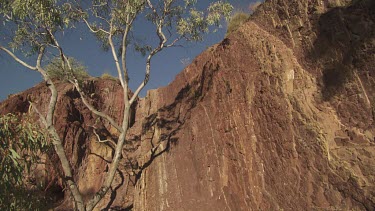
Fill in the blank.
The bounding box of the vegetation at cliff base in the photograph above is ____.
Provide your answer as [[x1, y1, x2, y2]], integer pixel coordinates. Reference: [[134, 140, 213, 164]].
[[0, 113, 51, 210]]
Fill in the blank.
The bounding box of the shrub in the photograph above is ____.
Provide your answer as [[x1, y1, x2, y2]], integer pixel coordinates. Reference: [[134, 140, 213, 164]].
[[100, 73, 117, 80], [44, 57, 89, 82], [226, 12, 250, 36], [0, 113, 52, 210]]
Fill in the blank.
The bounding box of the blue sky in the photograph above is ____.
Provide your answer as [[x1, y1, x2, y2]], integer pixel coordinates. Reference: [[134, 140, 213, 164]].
[[0, 0, 258, 101]]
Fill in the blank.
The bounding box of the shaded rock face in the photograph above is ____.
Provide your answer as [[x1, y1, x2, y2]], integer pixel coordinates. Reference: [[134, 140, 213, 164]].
[[1, 0, 374, 210]]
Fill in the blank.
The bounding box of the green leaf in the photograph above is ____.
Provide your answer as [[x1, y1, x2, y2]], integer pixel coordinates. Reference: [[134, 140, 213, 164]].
[[9, 148, 20, 159]]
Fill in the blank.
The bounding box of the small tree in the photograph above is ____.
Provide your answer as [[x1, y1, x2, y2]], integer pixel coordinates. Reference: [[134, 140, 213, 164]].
[[0, 0, 232, 210], [0, 0, 88, 209], [45, 57, 89, 82]]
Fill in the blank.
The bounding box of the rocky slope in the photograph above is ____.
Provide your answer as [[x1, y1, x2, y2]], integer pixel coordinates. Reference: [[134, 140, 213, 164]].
[[1, 0, 374, 210]]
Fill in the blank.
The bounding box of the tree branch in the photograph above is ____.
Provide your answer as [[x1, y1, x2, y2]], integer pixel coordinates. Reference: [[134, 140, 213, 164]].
[[86, 114, 130, 210], [35, 46, 44, 69], [29, 102, 48, 128], [33, 46, 58, 128], [46, 29, 65, 62], [121, 13, 134, 84], [93, 12, 111, 25], [93, 128, 113, 144], [165, 36, 183, 48], [30, 46, 86, 211], [71, 80, 124, 133], [121, 13, 134, 107], [147, 0, 159, 19], [0, 46, 37, 70], [83, 18, 110, 34], [130, 0, 169, 105], [107, 17, 126, 89], [46, 30, 123, 134]]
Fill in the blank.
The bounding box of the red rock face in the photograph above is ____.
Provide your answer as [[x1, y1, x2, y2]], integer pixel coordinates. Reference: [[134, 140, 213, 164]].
[[1, 0, 374, 210]]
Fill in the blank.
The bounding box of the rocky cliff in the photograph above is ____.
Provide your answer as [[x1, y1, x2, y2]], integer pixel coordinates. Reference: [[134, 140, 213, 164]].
[[1, 0, 374, 210]]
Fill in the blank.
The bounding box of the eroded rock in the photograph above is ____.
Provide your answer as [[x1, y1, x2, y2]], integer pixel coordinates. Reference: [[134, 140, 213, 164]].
[[1, 0, 374, 210]]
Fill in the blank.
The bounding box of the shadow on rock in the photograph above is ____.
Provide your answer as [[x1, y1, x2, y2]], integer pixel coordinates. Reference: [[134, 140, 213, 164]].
[[310, 0, 375, 100], [133, 59, 221, 185]]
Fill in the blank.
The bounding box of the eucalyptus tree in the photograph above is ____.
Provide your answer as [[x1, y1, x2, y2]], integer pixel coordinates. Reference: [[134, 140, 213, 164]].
[[0, 0, 86, 210], [0, 0, 232, 210]]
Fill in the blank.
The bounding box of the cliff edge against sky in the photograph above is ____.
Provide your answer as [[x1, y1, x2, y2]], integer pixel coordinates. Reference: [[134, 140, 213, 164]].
[[0, 0, 374, 210]]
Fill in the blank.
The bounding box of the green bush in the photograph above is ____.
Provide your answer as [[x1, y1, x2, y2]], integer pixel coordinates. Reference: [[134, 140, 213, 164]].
[[226, 12, 250, 36], [44, 57, 89, 82], [0, 113, 52, 210]]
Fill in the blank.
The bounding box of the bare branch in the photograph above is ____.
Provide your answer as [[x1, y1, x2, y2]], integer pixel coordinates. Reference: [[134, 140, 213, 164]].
[[27, 44, 86, 210], [46, 28, 70, 73], [93, 2, 107, 7], [129, 46, 160, 105], [146, 0, 167, 45], [32, 46, 58, 129], [108, 25, 125, 88], [31, 97, 85, 210], [86, 15, 135, 206], [121, 13, 135, 107], [147, 0, 159, 19], [93, 13, 111, 25], [36, 46, 45, 69], [0, 46, 37, 70], [83, 18, 110, 34], [46, 29, 62, 52], [165, 36, 183, 48], [93, 129, 111, 143], [130, 0, 169, 105], [29, 102, 48, 128], [46, 30, 116, 135], [71, 80, 124, 133]]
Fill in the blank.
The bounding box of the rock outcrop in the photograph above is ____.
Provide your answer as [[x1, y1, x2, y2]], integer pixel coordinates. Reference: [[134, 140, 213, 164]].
[[1, 0, 374, 210]]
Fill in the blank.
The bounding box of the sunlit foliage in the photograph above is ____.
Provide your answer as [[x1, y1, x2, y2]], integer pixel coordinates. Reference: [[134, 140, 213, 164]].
[[44, 57, 90, 82]]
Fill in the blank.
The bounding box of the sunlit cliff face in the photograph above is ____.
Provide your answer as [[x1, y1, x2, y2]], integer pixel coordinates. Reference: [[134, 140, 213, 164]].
[[0, 0, 374, 210]]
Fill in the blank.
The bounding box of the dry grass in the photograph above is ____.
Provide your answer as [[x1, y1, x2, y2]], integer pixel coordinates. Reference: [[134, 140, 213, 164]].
[[100, 73, 117, 80], [226, 12, 250, 36]]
